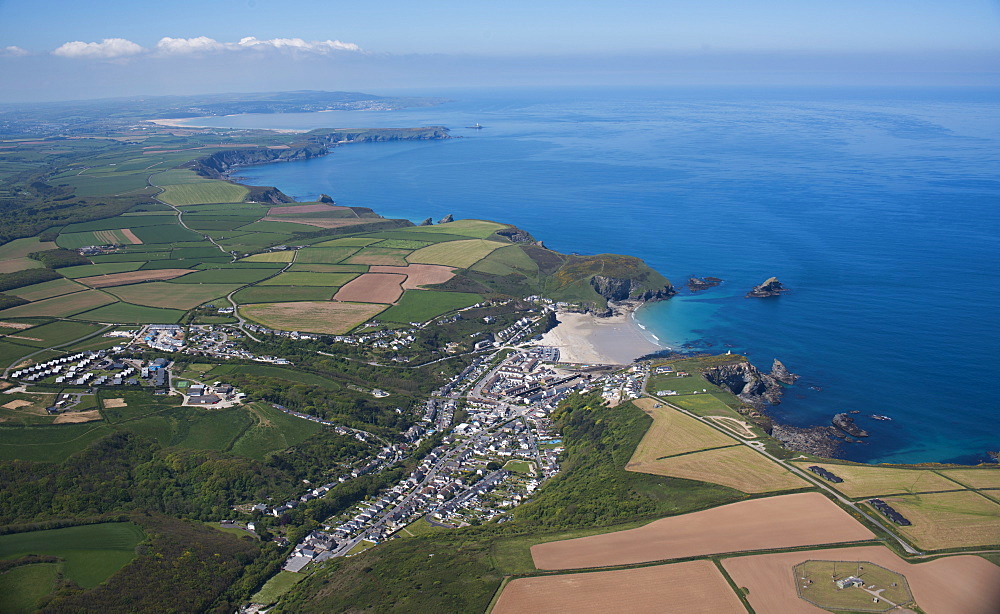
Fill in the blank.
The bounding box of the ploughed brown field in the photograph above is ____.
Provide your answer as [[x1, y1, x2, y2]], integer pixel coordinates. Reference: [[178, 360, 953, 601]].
[[530, 493, 875, 570], [76, 269, 195, 288], [333, 273, 406, 304], [267, 204, 351, 215], [722, 545, 1000, 614], [53, 410, 102, 424], [492, 560, 745, 614], [261, 216, 375, 229], [370, 264, 456, 289]]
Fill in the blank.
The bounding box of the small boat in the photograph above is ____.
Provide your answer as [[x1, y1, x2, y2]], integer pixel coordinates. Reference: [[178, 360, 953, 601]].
[[871, 414, 892, 421], [467, 123, 484, 129]]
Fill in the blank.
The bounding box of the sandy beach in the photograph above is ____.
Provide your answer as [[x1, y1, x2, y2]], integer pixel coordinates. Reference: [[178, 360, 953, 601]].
[[147, 117, 306, 133], [533, 304, 666, 364]]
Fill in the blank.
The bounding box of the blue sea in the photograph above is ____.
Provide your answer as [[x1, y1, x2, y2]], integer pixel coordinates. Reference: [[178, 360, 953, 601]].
[[187, 86, 1000, 465]]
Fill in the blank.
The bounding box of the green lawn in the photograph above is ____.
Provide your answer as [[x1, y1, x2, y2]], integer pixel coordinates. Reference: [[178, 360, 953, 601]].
[[251, 571, 305, 606], [379, 290, 482, 323]]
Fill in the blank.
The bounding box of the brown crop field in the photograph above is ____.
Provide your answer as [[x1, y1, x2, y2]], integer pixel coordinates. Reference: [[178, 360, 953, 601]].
[[791, 462, 964, 499], [103, 398, 127, 408], [0, 289, 117, 318], [879, 491, 1000, 550], [370, 264, 456, 289], [333, 273, 405, 304], [407, 239, 504, 268], [632, 444, 806, 493], [626, 398, 738, 470], [267, 204, 349, 215], [54, 410, 102, 424], [261, 216, 374, 229], [120, 228, 143, 244], [939, 468, 1000, 490], [722, 545, 1000, 614], [492, 560, 744, 614], [344, 248, 413, 266], [531, 493, 874, 570], [77, 269, 195, 288], [241, 301, 386, 334], [107, 282, 241, 310]]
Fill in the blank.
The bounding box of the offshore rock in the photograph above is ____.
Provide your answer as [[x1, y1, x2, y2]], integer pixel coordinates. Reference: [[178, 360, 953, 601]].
[[438, 214, 454, 224], [746, 277, 787, 298], [832, 413, 869, 437], [770, 359, 799, 385], [704, 360, 784, 408], [319, 193, 335, 203], [687, 276, 723, 291], [772, 424, 841, 457], [419, 217, 434, 226]]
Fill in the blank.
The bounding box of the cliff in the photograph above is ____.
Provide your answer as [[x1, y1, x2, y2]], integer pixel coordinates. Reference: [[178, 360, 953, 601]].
[[704, 360, 785, 408]]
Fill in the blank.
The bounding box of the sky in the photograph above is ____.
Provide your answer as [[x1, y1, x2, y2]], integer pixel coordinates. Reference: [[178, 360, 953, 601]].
[[1, 0, 998, 102]]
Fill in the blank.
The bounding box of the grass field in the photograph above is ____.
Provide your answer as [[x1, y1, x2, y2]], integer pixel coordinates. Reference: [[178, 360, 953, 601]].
[[8, 278, 88, 302], [0, 238, 56, 274], [289, 263, 369, 273], [0, 522, 145, 589], [664, 393, 744, 419], [879, 491, 1000, 550], [311, 237, 381, 248], [635, 444, 808, 493], [73, 302, 185, 324], [793, 559, 912, 612], [0, 290, 117, 318], [168, 268, 276, 285], [378, 290, 482, 323], [405, 219, 509, 238], [241, 301, 386, 334], [791, 462, 966, 499], [106, 282, 240, 310], [292, 247, 360, 264], [372, 239, 433, 250], [58, 262, 143, 278], [0, 340, 48, 371], [471, 245, 539, 277], [158, 181, 249, 205], [0, 423, 113, 462], [229, 403, 323, 461], [0, 562, 60, 613], [344, 247, 413, 267], [250, 570, 304, 606], [938, 468, 1000, 490], [7, 320, 103, 348], [258, 271, 358, 287], [174, 407, 253, 451], [130, 223, 204, 244], [407, 239, 504, 268], [626, 398, 737, 469], [240, 251, 295, 263], [204, 364, 342, 389], [232, 285, 336, 304], [503, 460, 536, 475], [76, 268, 195, 288]]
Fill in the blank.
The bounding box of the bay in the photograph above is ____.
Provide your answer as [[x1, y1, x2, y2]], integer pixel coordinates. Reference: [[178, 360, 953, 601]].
[[189, 86, 1000, 464]]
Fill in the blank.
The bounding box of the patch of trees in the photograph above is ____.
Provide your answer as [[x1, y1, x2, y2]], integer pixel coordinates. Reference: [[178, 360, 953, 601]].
[[0, 267, 61, 291], [0, 293, 29, 309], [29, 248, 90, 269], [264, 429, 373, 484], [39, 512, 273, 614]]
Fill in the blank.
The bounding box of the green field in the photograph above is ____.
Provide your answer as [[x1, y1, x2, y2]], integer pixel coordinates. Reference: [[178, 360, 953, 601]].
[[106, 282, 240, 310], [0, 340, 48, 370], [259, 271, 358, 287], [471, 245, 539, 277], [379, 290, 482, 323], [0, 562, 60, 613], [407, 239, 504, 268], [151, 169, 214, 185], [206, 364, 342, 389], [250, 570, 305, 606], [58, 262, 143, 278], [8, 320, 103, 348], [292, 247, 360, 264], [229, 403, 323, 461], [663, 393, 744, 420], [311, 237, 381, 248], [232, 285, 336, 304], [195, 262, 286, 270], [879, 491, 1000, 550], [0, 422, 113, 462], [343, 247, 413, 267], [7, 278, 88, 302], [503, 460, 536, 475], [288, 263, 369, 273], [0, 290, 117, 319], [0, 522, 145, 589], [158, 181, 249, 206], [73, 302, 185, 324], [131, 223, 204, 244], [405, 219, 509, 238], [169, 268, 276, 284], [239, 251, 295, 263], [372, 239, 433, 250], [61, 215, 179, 233], [88, 251, 172, 263]]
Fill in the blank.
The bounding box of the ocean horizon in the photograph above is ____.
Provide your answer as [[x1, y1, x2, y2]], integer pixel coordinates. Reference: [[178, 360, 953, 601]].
[[185, 85, 1000, 465]]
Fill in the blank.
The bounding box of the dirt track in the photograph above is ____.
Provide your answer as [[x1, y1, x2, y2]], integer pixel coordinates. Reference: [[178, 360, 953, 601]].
[[722, 545, 1000, 614], [493, 560, 745, 614], [531, 492, 874, 570]]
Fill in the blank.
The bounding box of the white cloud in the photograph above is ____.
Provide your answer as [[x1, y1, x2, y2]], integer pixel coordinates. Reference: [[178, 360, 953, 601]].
[[234, 37, 361, 54], [1, 46, 29, 57], [156, 36, 225, 54], [52, 38, 145, 59]]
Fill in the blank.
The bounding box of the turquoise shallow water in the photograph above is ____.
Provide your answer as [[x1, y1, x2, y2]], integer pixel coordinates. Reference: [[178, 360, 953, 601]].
[[195, 86, 1000, 464]]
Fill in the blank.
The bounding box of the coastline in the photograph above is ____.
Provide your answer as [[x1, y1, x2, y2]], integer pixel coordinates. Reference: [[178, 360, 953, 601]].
[[532, 302, 667, 365], [148, 117, 308, 133]]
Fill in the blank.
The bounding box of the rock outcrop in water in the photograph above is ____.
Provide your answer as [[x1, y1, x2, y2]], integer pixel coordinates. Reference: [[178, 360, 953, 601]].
[[771, 424, 841, 457], [746, 277, 787, 298], [687, 276, 723, 291], [770, 359, 799, 385], [438, 214, 454, 224], [832, 413, 869, 437]]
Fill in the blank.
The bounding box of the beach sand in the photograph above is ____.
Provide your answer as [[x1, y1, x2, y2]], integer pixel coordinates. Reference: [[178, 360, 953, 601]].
[[147, 117, 306, 133], [533, 306, 665, 364]]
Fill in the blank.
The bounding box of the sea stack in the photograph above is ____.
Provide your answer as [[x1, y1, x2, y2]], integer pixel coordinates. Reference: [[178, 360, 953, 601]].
[[687, 276, 723, 291], [770, 359, 799, 385], [746, 277, 787, 298], [832, 413, 869, 437], [438, 213, 454, 224]]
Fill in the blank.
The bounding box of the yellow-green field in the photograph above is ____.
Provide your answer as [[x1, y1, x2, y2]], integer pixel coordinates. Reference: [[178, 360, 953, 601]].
[[240, 251, 294, 263], [106, 282, 241, 310], [0, 290, 116, 318], [792, 462, 965, 499], [879, 491, 1000, 550], [158, 182, 249, 206], [938, 468, 1000, 491], [292, 247, 360, 264], [8, 278, 88, 302], [0, 238, 55, 273], [406, 219, 508, 238], [407, 239, 504, 268], [258, 271, 358, 287], [626, 398, 737, 472], [636, 445, 808, 493], [344, 247, 412, 266], [241, 301, 386, 334]]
